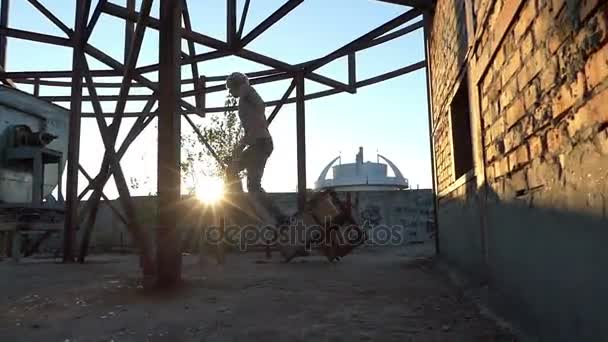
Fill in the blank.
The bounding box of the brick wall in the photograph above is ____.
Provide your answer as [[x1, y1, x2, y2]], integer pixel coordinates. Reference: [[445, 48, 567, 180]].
[[429, 0, 469, 192], [430, 0, 608, 340], [478, 0, 608, 206]]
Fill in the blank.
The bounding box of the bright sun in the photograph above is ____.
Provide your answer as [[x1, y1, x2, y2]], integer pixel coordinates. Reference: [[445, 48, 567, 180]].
[[195, 177, 225, 204]]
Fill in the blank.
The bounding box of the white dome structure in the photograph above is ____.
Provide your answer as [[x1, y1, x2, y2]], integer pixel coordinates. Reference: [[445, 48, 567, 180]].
[[315, 147, 409, 191]]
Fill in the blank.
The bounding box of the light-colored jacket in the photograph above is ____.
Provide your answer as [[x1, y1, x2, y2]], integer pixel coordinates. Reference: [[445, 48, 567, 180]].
[[237, 84, 271, 145]]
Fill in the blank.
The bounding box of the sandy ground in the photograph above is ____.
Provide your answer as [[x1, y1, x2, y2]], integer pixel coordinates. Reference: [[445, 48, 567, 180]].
[[0, 244, 515, 342]]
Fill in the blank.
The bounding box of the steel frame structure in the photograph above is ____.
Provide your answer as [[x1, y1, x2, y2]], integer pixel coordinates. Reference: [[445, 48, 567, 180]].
[[0, 0, 435, 286]]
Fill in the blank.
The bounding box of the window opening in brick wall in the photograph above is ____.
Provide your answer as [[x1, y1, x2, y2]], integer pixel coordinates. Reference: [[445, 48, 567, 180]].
[[450, 74, 474, 180]]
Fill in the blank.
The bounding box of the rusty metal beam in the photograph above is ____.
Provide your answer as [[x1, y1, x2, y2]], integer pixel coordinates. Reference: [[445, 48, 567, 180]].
[[0, 27, 72, 47], [78, 164, 127, 225], [85, 0, 107, 42], [227, 0, 237, 48], [237, 0, 251, 39], [348, 53, 356, 91], [307, 8, 421, 71], [296, 72, 306, 212], [267, 78, 296, 124], [157, 0, 182, 287], [100, 2, 348, 92], [240, 0, 303, 47], [125, 0, 135, 61], [182, 0, 204, 115], [63, 0, 89, 263], [77, 60, 426, 117], [78, 55, 152, 266], [0, 0, 9, 68], [375, 0, 434, 11], [26, 0, 72, 37]]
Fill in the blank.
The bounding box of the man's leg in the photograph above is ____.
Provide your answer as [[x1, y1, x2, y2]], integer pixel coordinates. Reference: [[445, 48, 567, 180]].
[[245, 144, 288, 223]]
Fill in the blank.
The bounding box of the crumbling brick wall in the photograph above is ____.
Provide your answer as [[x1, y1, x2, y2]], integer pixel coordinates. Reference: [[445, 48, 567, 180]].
[[430, 0, 608, 340]]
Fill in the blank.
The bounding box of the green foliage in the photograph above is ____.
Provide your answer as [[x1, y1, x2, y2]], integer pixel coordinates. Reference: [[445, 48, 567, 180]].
[[180, 95, 244, 191]]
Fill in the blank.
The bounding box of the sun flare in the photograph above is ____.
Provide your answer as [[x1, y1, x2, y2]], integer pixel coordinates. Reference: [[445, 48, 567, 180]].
[[195, 177, 225, 204]]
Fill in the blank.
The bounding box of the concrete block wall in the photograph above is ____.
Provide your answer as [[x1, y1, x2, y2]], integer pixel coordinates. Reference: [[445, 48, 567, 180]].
[[76, 190, 434, 252], [429, 0, 608, 340]]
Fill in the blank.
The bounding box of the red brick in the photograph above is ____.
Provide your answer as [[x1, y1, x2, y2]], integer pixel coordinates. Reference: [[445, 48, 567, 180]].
[[495, 157, 510, 178], [486, 143, 498, 162], [521, 32, 535, 59], [529, 135, 544, 159], [506, 98, 526, 128], [523, 81, 540, 110], [486, 162, 496, 180], [521, 115, 536, 137], [515, 0, 538, 40], [567, 86, 608, 138], [509, 169, 529, 191], [539, 57, 559, 93], [508, 144, 530, 171], [552, 72, 587, 118], [551, 0, 567, 18], [501, 51, 522, 85], [533, 7, 552, 41], [548, 30, 567, 54], [518, 53, 543, 90], [584, 41, 608, 90], [500, 78, 518, 109], [504, 128, 524, 152], [580, 0, 604, 21], [546, 125, 570, 154]]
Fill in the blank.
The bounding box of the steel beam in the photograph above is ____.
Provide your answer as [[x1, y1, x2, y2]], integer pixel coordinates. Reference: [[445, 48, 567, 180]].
[[63, 0, 89, 263], [78, 56, 153, 268], [77, 60, 426, 117], [0, 0, 9, 68], [267, 79, 296, 124], [237, 0, 251, 39], [296, 72, 306, 212], [157, 0, 182, 287], [85, 0, 107, 42], [348, 53, 356, 91], [227, 0, 237, 48], [307, 8, 421, 71], [375, 0, 434, 11], [240, 0, 303, 47], [0, 27, 72, 47], [125, 0, 135, 62], [182, 0, 204, 115], [26, 0, 72, 37]]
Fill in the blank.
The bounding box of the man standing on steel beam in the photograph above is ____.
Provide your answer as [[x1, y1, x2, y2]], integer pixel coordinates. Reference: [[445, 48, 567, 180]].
[[224, 72, 287, 224]]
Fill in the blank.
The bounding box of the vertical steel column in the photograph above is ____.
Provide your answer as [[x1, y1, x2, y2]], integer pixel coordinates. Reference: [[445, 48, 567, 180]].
[[125, 0, 135, 61], [423, 12, 439, 255], [63, 0, 87, 263], [227, 0, 237, 48], [0, 0, 9, 68], [157, 0, 182, 287], [296, 72, 307, 212]]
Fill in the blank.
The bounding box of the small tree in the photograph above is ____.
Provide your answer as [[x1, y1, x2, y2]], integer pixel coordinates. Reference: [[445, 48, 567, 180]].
[[127, 96, 243, 195], [180, 95, 244, 193]]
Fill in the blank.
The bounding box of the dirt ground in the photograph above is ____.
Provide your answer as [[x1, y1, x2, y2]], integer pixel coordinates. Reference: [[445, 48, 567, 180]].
[[0, 243, 516, 342]]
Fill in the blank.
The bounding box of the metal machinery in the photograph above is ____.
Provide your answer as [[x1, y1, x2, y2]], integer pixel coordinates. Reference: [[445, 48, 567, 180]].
[[0, 85, 68, 260], [0, 0, 436, 285]]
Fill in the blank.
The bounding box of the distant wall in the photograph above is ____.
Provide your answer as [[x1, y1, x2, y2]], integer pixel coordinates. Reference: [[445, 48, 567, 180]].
[[74, 190, 434, 252]]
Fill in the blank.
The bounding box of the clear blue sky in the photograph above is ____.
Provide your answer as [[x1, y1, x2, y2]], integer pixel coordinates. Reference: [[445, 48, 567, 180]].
[[6, 0, 431, 197]]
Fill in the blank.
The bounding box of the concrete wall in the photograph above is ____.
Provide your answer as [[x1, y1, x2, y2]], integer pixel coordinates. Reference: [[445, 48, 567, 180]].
[[76, 190, 434, 252], [430, 0, 608, 340]]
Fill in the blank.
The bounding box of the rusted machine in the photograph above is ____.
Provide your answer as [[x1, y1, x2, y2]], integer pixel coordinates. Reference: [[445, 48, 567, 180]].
[[0, 85, 68, 261]]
